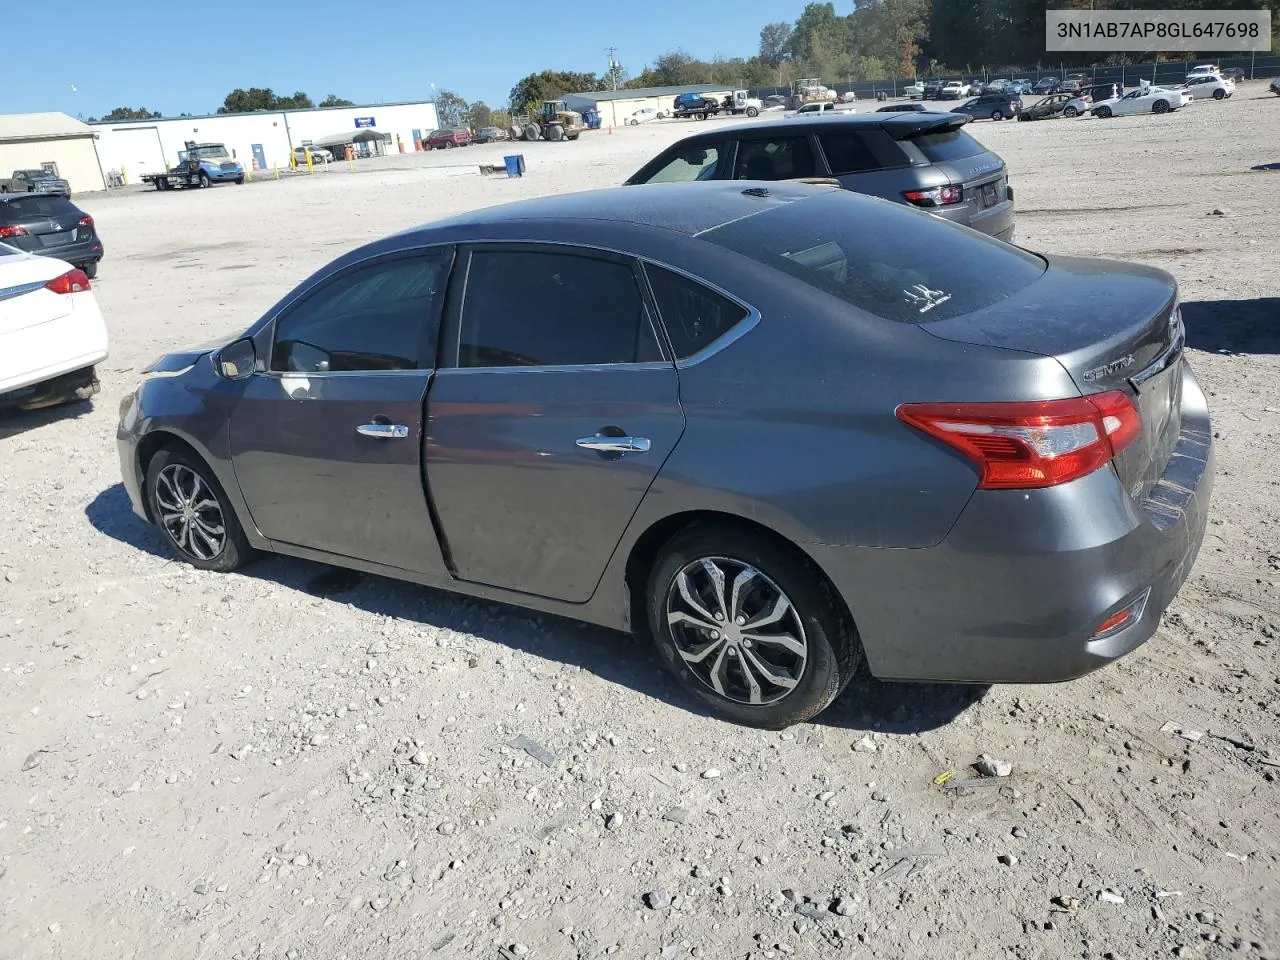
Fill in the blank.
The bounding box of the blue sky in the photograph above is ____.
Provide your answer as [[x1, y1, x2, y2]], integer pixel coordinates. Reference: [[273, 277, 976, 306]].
[[13, 0, 810, 119]]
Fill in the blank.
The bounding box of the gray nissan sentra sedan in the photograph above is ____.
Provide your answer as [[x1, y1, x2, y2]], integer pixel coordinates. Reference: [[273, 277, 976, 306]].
[[116, 181, 1213, 729]]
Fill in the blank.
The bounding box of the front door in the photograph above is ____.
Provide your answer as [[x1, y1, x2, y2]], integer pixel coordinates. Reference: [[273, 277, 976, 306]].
[[228, 248, 452, 574], [426, 244, 685, 603]]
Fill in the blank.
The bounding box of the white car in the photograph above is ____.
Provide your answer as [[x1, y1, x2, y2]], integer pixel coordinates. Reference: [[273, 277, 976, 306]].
[[1187, 63, 1220, 77], [627, 107, 659, 125], [1182, 73, 1234, 100], [941, 81, 970, 99], [293, 145, 331, 164], [1090, 84, 1191, 118], [0, 244, 108, 410], [904, 81, 925, 99], [793, 101, 839, 115]]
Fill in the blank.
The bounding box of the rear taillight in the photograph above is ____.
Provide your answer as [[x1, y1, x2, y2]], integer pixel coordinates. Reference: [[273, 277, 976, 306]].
[[902, 185, 963, 207], [44, 268, 92, 295], [77, 214, 94, 230], [0, 225, 29, 238], [896, 391, 1141, 489]]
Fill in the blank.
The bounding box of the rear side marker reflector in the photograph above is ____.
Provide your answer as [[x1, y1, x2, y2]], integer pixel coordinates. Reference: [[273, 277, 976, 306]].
[[896, 391, 1142, 489], [1091, 589, 1151, 641]]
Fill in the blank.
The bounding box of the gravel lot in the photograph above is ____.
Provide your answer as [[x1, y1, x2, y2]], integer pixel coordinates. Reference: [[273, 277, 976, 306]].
[[2, 86, 1279, 960]]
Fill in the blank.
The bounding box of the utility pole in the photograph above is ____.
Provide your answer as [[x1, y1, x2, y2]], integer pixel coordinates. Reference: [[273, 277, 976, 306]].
[[605, 46, 620, 90]]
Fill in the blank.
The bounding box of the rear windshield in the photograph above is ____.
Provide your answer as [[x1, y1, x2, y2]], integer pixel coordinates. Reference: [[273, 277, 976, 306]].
[[702, 191, 1046, 324], [0, 196, 75, 220], [909, 129, 987, 162]]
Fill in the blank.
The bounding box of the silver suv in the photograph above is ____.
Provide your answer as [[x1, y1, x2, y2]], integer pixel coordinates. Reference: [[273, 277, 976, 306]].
[[624, 113, 1015, 242]]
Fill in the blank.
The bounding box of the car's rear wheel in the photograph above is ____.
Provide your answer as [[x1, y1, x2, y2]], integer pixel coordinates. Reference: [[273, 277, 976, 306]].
[[646, 526, 860, 728], [1152, 99, 1170, 113], [81, 261, 98, 279], [145, 447, 252, 573], [1094, 105, 1112, 118], [1213, 88, 1226, 100], [1064, 105, 1079, 117], [991, 109, 1004, 120]]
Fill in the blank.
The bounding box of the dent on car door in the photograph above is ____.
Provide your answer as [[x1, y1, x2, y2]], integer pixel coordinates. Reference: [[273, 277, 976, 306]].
[[227, 249, 452, 574], [425, 244, 685, 603]]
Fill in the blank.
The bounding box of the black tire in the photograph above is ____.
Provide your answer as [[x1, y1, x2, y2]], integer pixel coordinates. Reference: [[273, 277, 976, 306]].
[[1152, 99, 1169, 114], [82, 260, 98, 279], [746, 106, 759, 117], [1094, 105, 1112, 118], [547, 124, 564, 142], [235, 176, 244, 184], [1213, 88, 1225, 100], [445, 140, 455, 149], [1063, 105, 1078, 117], [991, 109, 1004, 120], [646, 525, 861, 729], [145, 446, 252, 573], [198, 172, 211, 188]]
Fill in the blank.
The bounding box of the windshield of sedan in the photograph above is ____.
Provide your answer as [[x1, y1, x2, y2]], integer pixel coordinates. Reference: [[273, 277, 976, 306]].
[[701, 192, 1046, 324]]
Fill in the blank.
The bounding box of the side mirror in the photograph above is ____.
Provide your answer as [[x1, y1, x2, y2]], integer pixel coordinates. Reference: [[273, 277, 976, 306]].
[[215, 338, 256, 380]]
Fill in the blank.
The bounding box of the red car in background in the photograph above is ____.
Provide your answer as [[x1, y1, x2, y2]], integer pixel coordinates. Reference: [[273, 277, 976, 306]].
[[428, 128, 472, 149]]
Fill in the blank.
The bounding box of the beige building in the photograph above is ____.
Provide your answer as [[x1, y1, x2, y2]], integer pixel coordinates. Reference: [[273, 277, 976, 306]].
[[0, 113, 106, 194], [564, 85, 732, 129]]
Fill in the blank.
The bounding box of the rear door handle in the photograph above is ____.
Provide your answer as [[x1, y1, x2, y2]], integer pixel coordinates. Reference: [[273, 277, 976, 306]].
[[575, 436, 651, 454], [356, 423, 409, 439]]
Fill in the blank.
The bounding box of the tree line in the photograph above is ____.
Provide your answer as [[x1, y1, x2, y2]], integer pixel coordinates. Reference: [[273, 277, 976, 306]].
[[504, 0, 1280, 106]]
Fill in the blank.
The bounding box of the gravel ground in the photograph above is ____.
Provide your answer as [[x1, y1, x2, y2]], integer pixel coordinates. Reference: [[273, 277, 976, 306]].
[[1, 85, 1278, 960]]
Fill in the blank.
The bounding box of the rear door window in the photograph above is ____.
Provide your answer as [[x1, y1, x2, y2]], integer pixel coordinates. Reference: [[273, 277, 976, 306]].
[[640, 143, 725, 183], [702, 190, 1045, 325], [733, 136, 817, 180], [816, 132, 881, 174]]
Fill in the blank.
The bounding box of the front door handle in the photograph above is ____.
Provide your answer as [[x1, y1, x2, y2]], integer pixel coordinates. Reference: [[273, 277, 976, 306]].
[[356, 422, 409, 439], [575, 436, 651, 454]]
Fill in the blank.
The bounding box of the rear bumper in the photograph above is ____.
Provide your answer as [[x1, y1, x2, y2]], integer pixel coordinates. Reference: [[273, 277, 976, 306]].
[[935, 196, 1015, 241], [813, 361, 1213, 683], [0, 299, 109, 397]]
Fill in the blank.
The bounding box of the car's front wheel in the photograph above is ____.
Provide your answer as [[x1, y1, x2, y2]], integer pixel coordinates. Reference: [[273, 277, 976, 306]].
[[646, 526, 860, 728], [1094, 105, 1112, 118], [198, 172, 211, 188], [145, 447, 252, 573]]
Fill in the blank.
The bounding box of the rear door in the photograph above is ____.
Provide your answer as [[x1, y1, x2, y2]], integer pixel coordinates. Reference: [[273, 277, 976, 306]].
[[227, 248, 452, 574], [730, 132, 820, 181], [814, 126, 914, 201], [425, 243, 684, 603], [0, 196, 82, 257]]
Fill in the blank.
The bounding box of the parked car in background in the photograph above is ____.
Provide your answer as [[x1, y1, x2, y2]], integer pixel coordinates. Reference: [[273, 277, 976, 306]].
[[940, 81, 970, 100], [1017, 92, 1089, 121], [1272, 76, 1280, 95], [904, 81, 925, 99], [472, 126, 509, 143], [923, 79, 944, 99], [0, 243, 107, 410], [1182, 74, 1234, 100], [1034, 76, 1060, 93], [951, 92, 1023, 120], [1188, 63, 1219, 77], [763, 95, 789, 110], [0, 194, 103, 278], [0, 169, 71, 196], [114, 180, 1212, 728], [984, 79, 1010, 92], [428, 128, 472, 149], [625, 113, 1015, 241], [1010, 79, 1033, 93], [293, 145, 331, 165], [1221, 67, 1246, 82], [794, 101, 839, 116], [1091, 84, 1191, 117], [628, 107, 660, 125], [877, 103, 929, 113]]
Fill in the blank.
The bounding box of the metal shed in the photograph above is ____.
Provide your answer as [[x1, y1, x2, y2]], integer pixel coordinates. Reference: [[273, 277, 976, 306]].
[[0, 113, 107, 194]]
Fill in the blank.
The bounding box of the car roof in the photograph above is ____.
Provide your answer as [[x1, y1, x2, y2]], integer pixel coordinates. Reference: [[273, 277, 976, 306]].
[[411, 181, 841, 240], [648, 111, 965, 145]]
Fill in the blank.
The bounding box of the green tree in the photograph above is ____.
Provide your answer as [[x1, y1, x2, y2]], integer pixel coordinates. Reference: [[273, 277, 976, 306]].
[[507, 70, 599, 111], [436, 89, 470, 126], [759, 22, 795, 67], [319, 94, 355, 107], [98, 106, 161, 121], [468, 101, 493, 127], [218, 88, 314, 113]]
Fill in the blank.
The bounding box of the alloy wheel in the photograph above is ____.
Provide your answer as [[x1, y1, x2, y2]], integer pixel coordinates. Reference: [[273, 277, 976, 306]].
[[665, 557, 808, 705], [155, 463, 227, 561]]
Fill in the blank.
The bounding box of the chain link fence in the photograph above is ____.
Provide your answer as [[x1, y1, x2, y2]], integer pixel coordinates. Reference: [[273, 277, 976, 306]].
[[750, 53, 1280, 102]]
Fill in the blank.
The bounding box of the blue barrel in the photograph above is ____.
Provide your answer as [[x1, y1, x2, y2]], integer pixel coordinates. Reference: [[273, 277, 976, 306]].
[[504, 154, 526, 178]]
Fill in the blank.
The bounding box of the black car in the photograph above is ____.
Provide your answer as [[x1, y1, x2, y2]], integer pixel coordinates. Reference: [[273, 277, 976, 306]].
[[1221, 67, 1246, 82], [0, 194, 103, 277], [625, 113, 1015, 241], [1033, 77, 1060, 93], [922, 79, 944, 99], [876, 103, 929, 113], [951, 92, 1023, 121]]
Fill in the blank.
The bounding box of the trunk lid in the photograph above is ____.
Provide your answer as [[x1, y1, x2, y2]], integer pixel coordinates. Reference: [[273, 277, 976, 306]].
[[0, 251, 76, 333], [921, 254, 1183, 501], [886, 113, 1009, 210]]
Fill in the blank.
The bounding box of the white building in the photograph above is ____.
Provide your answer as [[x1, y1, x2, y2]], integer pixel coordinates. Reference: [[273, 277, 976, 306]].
[[93, 100, 440, 184], [563, 85, 731, 129], [0, 113, 107, 194]]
